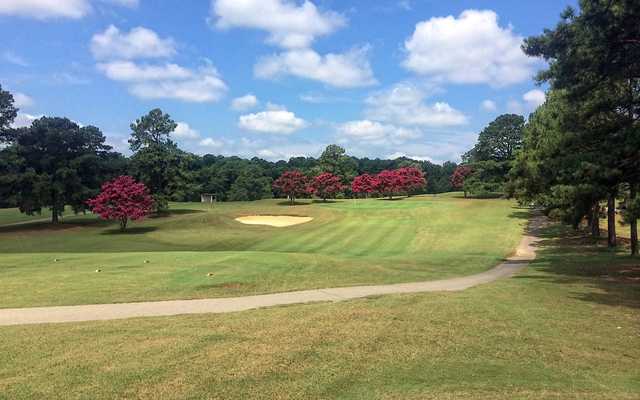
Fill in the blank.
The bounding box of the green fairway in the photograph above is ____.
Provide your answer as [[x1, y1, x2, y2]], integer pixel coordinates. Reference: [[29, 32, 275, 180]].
[[0, 195, 525, 307], [0, 222, 638, 399]]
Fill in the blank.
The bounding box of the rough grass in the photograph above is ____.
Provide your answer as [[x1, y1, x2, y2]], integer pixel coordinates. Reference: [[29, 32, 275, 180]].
[[0, 222, 638, 399], [0, 196, 525, 307], [599, 212, 634, 239], [0, 205, 93, 225]]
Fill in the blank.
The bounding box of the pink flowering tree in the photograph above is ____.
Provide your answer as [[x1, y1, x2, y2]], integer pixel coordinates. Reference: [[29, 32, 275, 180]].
[[273, 170, 309, 205], [450, 165, 473, 198], [375, 170, 404, 199], [86, 175, 153, 231], [308, 172, 344, 201], [351, 174, 378, 198], [397, 167, 427, 195]]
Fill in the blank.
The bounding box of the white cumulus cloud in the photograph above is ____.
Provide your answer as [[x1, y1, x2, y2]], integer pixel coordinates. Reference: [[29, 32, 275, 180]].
[[97, 61, 192, 81], [97, 62, 227, 103], [251, 142, 325, 160], [506, 99, 524, 114], [199, 137, 224, 149], [128, 72, 227, 103], [0, 0, 137, 19], [12, 92, 34, 108], [337, 120, 420, 145], [231, 94, 259, 111], [239, 107, 307, 134], [403, 9, 537, 87], [11, 113, 41, 128], [211, 0, 375, 88], [0, 0, 90, 19], [91, 25, 227, 103], [173, 122, 201, 140], [211, 0, 345, 49], [481, 99, 497, 112], [255, 47, 376, 88], [365, 83, 467, 127], [506, 89, 546, 115], [523, 89, 546, 108], [387, 152, 433, 162], [91, 25, 176, 60]]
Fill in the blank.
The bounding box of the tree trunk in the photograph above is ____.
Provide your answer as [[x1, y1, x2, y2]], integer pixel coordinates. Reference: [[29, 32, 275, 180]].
[[120, 217, 128, 231], [51, 191, 59, 224], [607, 193, 617, 248], [463, 190, 467, 198], [630, 184, 638, 256], [590, 202, 600, 238]]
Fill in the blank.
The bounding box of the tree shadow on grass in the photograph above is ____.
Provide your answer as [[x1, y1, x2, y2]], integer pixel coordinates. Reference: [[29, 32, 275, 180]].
[[460, 192, 504, 199], [276, 200, 311, 206], [514, 221, 640, 309], [311, 199, 340, 204], [100, 226, 158, 235], [0, 218, 109, 234], [445, 192, 466, 199], [509, 209, 533, 220], [149, 209, 204, 218]]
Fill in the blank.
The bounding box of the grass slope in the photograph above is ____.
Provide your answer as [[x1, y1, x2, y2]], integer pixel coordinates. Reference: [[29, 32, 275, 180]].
[[0, 223, 638, 399], [0, 195, 525, 307]]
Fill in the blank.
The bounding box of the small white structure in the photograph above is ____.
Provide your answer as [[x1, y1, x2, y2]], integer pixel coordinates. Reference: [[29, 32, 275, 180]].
[[200, 193, 216, 203]]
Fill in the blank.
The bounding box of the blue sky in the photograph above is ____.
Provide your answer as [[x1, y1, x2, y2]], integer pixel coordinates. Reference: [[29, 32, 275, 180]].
[[1, 0, 575, 163]]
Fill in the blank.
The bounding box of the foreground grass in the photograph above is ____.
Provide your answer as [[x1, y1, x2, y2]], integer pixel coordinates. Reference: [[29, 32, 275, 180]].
[[0, 196, 525, 307], [0, 223, 638, 399]]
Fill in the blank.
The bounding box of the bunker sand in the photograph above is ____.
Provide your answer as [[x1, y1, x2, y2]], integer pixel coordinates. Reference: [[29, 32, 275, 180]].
[[235, 215, 313, 227]]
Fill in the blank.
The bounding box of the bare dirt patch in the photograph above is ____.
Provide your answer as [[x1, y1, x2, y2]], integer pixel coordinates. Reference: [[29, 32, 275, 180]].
[[235, 215, 313, 227]]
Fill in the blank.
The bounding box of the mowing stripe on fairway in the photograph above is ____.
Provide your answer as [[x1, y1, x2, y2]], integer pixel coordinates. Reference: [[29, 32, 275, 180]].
[[0, 216, 543, 325]]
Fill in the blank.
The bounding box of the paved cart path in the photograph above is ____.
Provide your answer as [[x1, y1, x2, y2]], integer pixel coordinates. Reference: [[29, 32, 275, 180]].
[[0, 217, 544, 326]]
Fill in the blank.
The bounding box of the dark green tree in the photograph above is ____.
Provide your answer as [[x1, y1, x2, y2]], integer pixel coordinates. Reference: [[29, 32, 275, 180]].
[[129, 108, 177, 152], [317, 144, 357, 182], [0, 84, 18, 142], [461, 114, 525, 197], [462, 161, 511, 198], [0, 146, 21, 207], [198, 156, 273, 202], [8, 117, 112, 223], [129, 143, 190, 211], [463, 114, 525, 163], [509, 91, 615, 238], [129, 109, 180, 211], [523, 0, 640, 254], [227, 166, 272, 201]]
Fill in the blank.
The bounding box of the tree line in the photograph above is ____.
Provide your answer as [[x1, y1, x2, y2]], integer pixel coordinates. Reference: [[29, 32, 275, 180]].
[[0, 92, 462, 222], [510, 0, 639, 255], [452, 114, 526, 198], [273, 166, 427, 204]]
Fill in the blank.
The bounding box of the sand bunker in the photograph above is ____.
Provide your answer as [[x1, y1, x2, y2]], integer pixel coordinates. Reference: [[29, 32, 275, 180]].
[[235, 215, 313, 227]]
